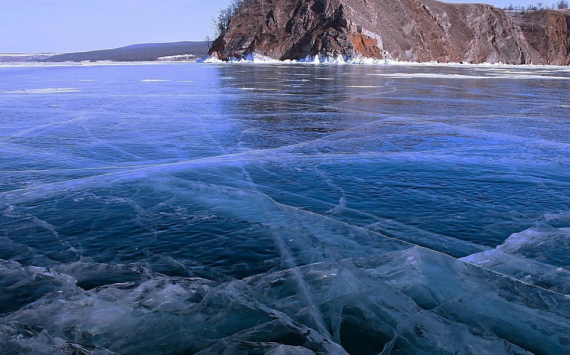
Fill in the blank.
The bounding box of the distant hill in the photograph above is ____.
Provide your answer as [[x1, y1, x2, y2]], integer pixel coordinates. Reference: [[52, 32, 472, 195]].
[[0, 53, 56, 62], [42, 41, 209, 62]]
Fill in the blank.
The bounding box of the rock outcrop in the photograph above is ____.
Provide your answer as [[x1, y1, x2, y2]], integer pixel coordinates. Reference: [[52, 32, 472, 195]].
[[209, 0, 570, 65], [509, 9, 570, 65]]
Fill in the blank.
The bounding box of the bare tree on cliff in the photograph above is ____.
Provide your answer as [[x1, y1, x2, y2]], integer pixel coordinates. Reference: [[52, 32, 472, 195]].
[[212, 7, 233, 37], [212, 0, 246, 37], [231, 0, 242, 15], [511, 0, 568, 10]]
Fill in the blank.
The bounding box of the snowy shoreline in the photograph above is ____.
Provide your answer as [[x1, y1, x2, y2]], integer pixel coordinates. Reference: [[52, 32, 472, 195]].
[[1, 54, 570, 70], [199, 52, 570, 70]]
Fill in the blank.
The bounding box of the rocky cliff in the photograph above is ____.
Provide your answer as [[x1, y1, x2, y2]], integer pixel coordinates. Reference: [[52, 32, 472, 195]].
[[209, 0, 570, 65], [509, 9, 570, 65]]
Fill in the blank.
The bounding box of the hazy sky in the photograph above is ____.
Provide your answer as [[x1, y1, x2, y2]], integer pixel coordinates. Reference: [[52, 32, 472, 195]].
[[1, 0, 544, 53]]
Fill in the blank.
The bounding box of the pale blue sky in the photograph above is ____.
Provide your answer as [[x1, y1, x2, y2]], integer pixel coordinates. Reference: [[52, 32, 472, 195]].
[[0, 0, 542, 53]]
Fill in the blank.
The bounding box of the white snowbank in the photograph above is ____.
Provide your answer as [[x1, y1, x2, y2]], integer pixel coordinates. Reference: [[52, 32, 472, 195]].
[[199, 52, 570, 70], [157, 54, 197, 61], [199, 52, 279, 64]]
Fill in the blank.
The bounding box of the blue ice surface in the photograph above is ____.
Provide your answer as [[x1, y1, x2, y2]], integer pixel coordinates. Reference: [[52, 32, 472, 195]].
[[0, 62, 569, 355]]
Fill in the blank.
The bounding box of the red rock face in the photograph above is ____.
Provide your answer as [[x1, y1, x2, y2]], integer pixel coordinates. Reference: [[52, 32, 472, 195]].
[[509, 9, 570, 65], [210, 0, 569, 65]]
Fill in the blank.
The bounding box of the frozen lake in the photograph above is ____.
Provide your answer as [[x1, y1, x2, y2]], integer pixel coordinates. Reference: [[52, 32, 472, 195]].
[[0, 62, 569, 354]]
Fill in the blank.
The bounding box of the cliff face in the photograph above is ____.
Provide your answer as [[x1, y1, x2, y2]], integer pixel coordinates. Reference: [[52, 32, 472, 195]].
[[509, 9, 570, 65], [209, 0, 570, 65]]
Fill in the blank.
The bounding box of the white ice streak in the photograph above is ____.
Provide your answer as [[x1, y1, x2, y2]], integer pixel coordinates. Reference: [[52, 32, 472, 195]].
[[239, 87, 279, 91], [2, 113, 570, 205], [0, 61, 168, 68], [0, 112, 89, 142], [366, 72, 570, 80], [1, 88, 81, 94]]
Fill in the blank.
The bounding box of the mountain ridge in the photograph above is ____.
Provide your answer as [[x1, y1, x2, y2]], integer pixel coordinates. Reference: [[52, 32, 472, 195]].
[[41, 41, 209, 62]]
